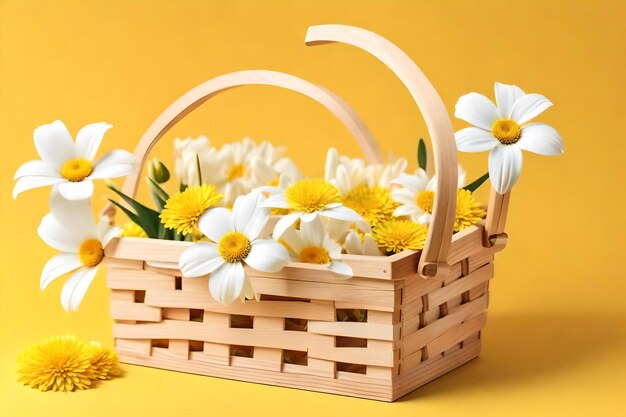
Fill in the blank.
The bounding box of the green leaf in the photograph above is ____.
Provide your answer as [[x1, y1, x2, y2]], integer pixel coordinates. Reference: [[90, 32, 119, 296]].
[[179, 183, 188, 193], [463, 172, 490, 193], [107, 198, 158, 239], [418, 138, 427, 170], [196, 154, 203, 185], [147, 177, 170, 212], [107, 186, 162, 238]]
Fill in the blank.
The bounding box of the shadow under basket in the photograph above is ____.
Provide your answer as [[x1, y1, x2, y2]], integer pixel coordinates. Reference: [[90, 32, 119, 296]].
[[102, 24, 510, 401], [105, 222, 497, 401]]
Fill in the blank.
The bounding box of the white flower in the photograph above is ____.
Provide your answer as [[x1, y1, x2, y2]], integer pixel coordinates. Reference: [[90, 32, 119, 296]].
[[261, 178, 363, 238], [178, 191, 290, 304], [391, 166, 466, 224], [38, 190, 119, 312], [324, 147, 407, 194], [174, 136, 222, 187], [281, 216, 353, 276], [454, 82, 564, 194], [344, 230, 384, 256], [13, 120, 138, 200]]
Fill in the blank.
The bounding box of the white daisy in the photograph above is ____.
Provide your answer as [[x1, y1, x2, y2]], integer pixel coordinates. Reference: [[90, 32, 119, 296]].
[[454, 82, 564, 194], [13, 120, 138, 200], [344, 230, 384, 256], [38, 189, 119, 312], [174, 136, 222, 187], [179, 191, 290, 304], [281, 216, 353, 276], [391, 166, 466, 224], [261, 178, 363, 238]]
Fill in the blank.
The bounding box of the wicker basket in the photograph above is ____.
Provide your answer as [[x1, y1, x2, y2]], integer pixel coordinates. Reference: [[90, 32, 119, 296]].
[[103, 24, 510, 402]]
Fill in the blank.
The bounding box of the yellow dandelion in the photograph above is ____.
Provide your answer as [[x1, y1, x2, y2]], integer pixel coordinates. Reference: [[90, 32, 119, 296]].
[[160, 184, 223, 236], [454, 189, 486, 232], [371, 219, 428, 254], [17, 335, 92, 392], [120, 222, 147, 238], [284, 178, 342, 213], [344, 185, 397, 226], [86, 341, 121, 380]]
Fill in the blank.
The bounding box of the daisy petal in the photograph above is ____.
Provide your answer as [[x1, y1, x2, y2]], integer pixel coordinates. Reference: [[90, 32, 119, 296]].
[[494, 82, 525, 118], [518, 123, 564, 156], [391, 188, 418, 207], [391, 172, 429, 192], [41, 253, 83, 290], [455, 127, 499, 153], [198, 207, 234, 242], [329, 261, 353, 277], [454, 93, 500, 130], [209, 262, 246, 305], [90, 150, 137, 179], [38, 214, 86, 252], [488, 145, 523, 194], [280, 227, 303, 255], [75, 122, 112, 161], [12, 176, 65, 199], [57, 180, 94, 200], [234, 192, 269, 241], [320, 206, 362, 222], [363, 234, 383, 256], [300, 212, 317, 222], [245, 239, 290, 273], [97, 217, 120, 246], [273, 212, 300, 239], [393, 205, 419, 217], [179, 242, 225, 277], [510, 93, 553, 125], [344, 230, 362, 255], [49, 188, 98, 237], [33, 120, 75, 168], [301, 216, 325, 247], [239, 274, 257, 301], [60, 267, 98, 313], [261, 194, 290, 209], [14, 160, 59, 179]]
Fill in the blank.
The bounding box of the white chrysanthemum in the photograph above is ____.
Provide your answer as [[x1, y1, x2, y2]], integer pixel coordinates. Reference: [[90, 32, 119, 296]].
[[174, 136, 222, 187], [179, 191, 290, 304], [391, 166, 466, 225], [38, 190, 119, 312], [13, 120, 137, 200], [281, 217, 352, 276], [455, 82, 564, 194], [324, 147, 407, 194], [344, 230, 384, 256]]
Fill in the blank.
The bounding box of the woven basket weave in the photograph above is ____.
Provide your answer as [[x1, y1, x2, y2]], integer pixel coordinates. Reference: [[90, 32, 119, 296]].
[[103, 24, 510, 402]]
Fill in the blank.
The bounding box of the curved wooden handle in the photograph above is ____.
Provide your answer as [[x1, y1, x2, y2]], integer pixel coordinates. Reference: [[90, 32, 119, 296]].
[[112, 69, 382, 207], [305, 24, 458, 278]]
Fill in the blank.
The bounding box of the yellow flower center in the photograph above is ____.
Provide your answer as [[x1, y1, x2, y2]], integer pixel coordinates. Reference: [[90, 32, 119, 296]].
[[344, 185, 397, 226], [299, 246, 330, 264], [491, 118, 521, 144], [371, 219, 428, 254], [218, 232, 251, 263], [160, 184, 223, 236], [60, 158, 94, 182], [78, 239, 104, 267], [416, 191, 434, 214], [227, 163, 245, 181], [284, 178, 342, 213]]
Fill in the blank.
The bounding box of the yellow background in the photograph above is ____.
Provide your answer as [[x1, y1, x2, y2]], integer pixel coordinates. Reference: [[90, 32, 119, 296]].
[[1, 0, 625, 415]]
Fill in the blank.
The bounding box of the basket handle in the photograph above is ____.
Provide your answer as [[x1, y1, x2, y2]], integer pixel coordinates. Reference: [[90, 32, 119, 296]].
[[103, 70, 383, 217], [305, 24, 458, 278]]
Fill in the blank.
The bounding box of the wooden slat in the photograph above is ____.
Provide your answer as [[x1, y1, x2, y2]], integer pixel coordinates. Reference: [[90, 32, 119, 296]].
[[253, 317, 284, 371], [110, 301, 162, 322], [144, 289, 335, 321], [426, 313, 487, 358], [308, 345, 395, 367], [308, 321, 398, 341], [468, 250, 494, 273], [427, 263, 493, 307], [446, 224, 485, 266], [113, 320, 334, 352], [107, 268, 175, 291], [403, 295, 488, 357], [200, 311, 230, 365], [104, 258, 144, 270], [115, 338, 151, 357]]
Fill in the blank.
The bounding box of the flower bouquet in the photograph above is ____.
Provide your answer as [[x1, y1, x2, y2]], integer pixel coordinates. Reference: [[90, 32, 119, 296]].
[[14, 25, 563, 401]]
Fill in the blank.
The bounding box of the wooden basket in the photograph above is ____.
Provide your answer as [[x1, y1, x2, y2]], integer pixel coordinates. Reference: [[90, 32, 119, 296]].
[[103, 25, 510, 402]]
